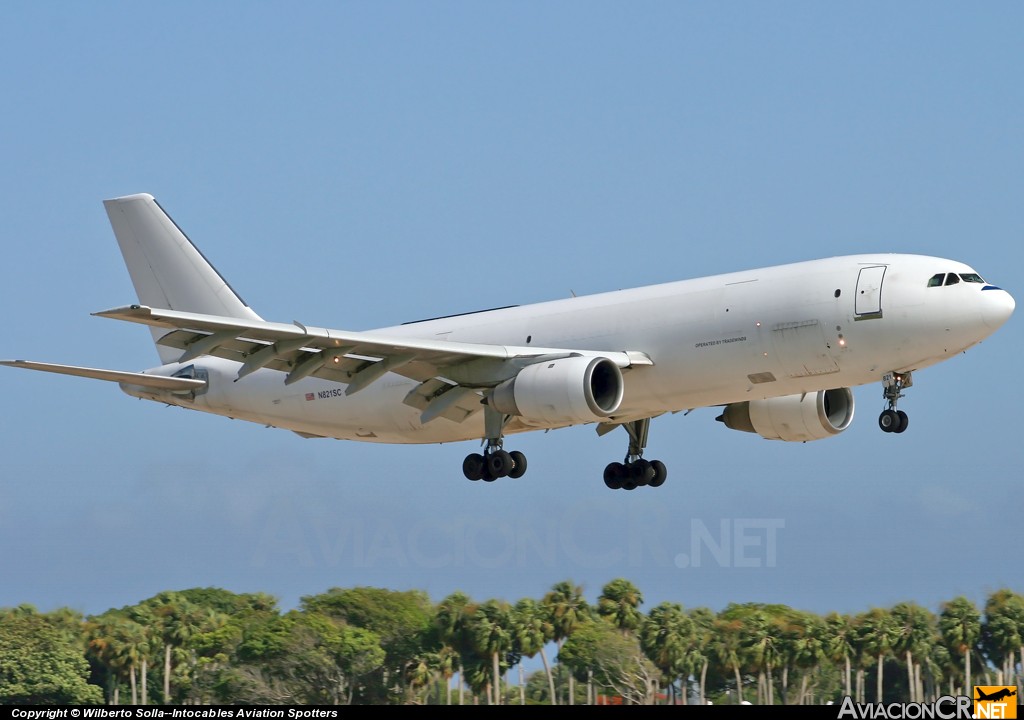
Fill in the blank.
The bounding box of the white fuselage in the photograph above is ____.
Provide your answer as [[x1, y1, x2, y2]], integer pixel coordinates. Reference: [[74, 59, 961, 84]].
[[131, 253, 1013, 444]]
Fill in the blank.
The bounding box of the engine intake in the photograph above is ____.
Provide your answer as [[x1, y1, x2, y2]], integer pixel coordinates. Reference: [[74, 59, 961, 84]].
[[717, 388, 855, 442], [490, 356, 624, 424]]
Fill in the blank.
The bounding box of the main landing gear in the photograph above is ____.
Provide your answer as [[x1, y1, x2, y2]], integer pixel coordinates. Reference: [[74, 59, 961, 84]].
[[878, 371, 912, 434], [463, 407, 528, 482], [603, 417, 667, 491], [462, 446, 527, 482]]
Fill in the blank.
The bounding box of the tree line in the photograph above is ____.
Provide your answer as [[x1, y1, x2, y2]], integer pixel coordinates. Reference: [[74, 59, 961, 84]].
[[1, 582, 1022, 705]]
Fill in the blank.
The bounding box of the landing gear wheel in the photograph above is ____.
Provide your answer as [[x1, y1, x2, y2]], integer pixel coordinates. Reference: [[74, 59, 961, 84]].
[[603, 462, 625, 490], [487, 450, 514, 478], [463, 453, 485, 481], [508, 450, 528, 479], [878, 409, 899, 433], [895, 410, 909, 434], [602, 418, 670, 490], [648, 460, 668, 488], [879, 371, 912, 436], [630, 459, 654, 486]]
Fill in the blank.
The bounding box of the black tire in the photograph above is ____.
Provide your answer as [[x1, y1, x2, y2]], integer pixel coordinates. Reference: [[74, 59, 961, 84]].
[[487, 450, 513, 478], [508, 450, 528, 478], [649, 460, 668, 488], [895, 410, 909, 434], [621, 478, 638, 491], [603, 462, 625, 490], [630, 459, 654, 486], [878, 409, 898, 433], [463, 453, 485, 481]]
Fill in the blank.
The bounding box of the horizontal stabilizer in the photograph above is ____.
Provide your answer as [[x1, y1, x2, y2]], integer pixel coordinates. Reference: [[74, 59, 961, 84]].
[[0, 360, 205, 391]]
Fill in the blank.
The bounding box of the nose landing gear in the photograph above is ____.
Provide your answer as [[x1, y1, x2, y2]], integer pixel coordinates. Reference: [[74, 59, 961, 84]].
[[878, 371, 911, 434]]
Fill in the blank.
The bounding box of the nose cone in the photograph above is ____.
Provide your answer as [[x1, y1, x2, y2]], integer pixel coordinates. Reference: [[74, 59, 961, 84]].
[[981, 286, 1015, 329]]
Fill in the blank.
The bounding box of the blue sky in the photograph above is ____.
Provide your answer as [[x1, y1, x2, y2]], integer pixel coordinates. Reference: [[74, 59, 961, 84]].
[[1, 2, 1021, 621]]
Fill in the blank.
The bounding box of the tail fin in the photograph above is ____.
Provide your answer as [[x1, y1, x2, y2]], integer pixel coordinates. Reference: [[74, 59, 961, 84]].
[[103, 193, 262, 363]]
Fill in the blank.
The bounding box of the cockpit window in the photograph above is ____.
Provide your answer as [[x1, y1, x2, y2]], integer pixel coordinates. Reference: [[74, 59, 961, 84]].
[[927, 271, 985, 287]]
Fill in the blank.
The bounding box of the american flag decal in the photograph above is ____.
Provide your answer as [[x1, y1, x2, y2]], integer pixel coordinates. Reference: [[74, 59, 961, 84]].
[[305, 393, 315, 401]]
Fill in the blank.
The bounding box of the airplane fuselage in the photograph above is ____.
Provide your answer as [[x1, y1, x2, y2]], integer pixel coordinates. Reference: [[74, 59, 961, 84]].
[[130, 253, 1011, 444]]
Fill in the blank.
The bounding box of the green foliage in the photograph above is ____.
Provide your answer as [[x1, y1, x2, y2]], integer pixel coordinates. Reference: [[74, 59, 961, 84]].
[[542, 580, 590, 643], [982, 589, 1024, 671], [639, 601, 692, 687], [300, 587, 433, 702], [213, 611, 385, 704], [0, 610, 103, 704], [3, 585, 1023, 705], [597, 579, 644, 634], [301, 587, 431, 657], [524, 664, 587, 705], [939, 596, 981, 659], [176, 588, 278, 616], [560, 618, 658, 704]]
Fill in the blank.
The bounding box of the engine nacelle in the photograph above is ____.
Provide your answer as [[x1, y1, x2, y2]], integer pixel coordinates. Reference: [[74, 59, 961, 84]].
[[717, 388, 855, 442], [490, 356, 624, 425]]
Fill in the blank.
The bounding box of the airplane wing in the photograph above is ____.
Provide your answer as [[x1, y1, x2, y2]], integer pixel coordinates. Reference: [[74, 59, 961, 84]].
[[0, 360, 206, 393], [93, 304, 652, 424]]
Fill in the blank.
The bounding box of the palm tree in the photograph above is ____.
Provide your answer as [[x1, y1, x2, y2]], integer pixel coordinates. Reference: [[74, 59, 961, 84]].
[[434, 646, 457, 705], [125, 605, 160, 705], [597, 579, 644, 636], [107, 615, 151, 705], [891, 602, 935, 702], [738, 606, 780, 705], [825, 612, 856, 698], [939, 597, 980, 695], [435, 592, 474, 705], [85, 613, 128, 704], [788, 612, 826, 705], [688, 607, 714, 705], [470, 600, 513, 705], [512, 598, 556, 705], [982, 590, 1024, 688], [858, 608, 899, 704], [542, 580, 589, 705], [405, 652, 435, 704], [926, 643, 954, 701], [712, 614, 746, 703], [639, 602, 692, 704], [147, 592, 207, 703]]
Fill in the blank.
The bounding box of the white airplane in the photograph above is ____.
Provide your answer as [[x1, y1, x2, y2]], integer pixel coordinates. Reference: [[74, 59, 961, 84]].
[[2, 194, 1015, 489]]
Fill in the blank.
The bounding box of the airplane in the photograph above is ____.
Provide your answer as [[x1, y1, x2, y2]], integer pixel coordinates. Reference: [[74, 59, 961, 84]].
[[1, 194, 1015, 489], [975, 688, 1016, 703]]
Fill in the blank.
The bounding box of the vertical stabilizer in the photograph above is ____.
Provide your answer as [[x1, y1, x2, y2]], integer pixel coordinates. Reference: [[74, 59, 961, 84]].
[[104, 193, 262, 364]]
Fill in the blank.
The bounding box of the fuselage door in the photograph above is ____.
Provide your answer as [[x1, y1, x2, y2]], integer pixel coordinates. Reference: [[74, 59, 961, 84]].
[[855, 265, 887, 319]]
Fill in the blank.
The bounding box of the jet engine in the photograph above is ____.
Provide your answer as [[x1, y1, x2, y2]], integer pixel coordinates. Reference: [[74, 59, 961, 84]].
[[716, 388, 854, 442], [489, 356, 624, 424]]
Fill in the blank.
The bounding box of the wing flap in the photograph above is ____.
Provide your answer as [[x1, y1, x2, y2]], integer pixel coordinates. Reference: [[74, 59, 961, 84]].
[[403, 379, 483, 424]]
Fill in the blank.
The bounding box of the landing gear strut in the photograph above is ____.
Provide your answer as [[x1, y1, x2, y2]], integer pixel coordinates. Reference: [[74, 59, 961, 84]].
[[878, 371, 911, 434], [463, 406, 528, 482], [603, 417, 667, 491]]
